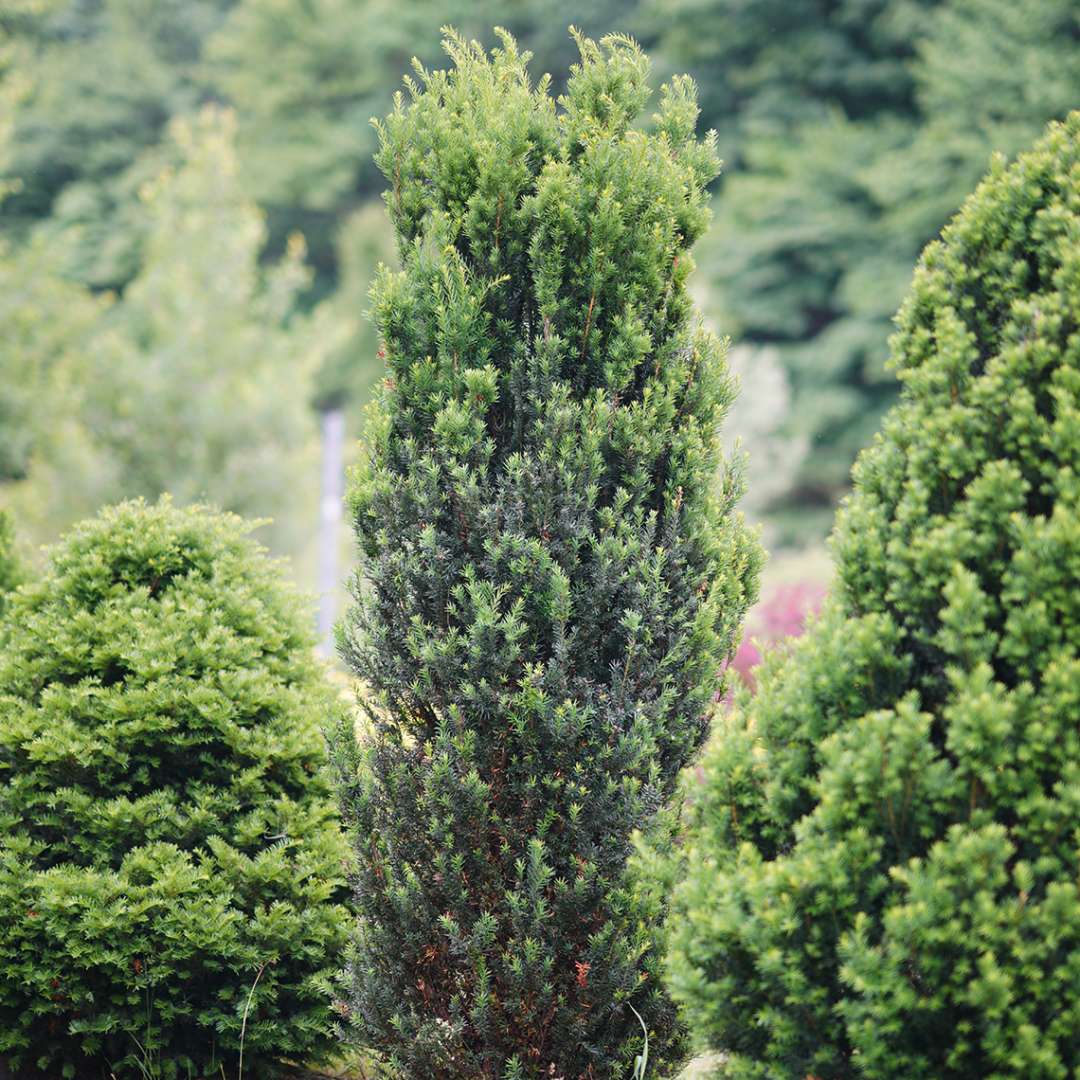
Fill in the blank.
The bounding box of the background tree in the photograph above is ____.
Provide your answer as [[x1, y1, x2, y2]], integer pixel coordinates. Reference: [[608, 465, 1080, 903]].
[[7, 0, 1080, 552], [0, 499, 351, 1076], [665, 113, 1080, 1078], [0, 512, 20, 617], [657, 0, 1080, 534], [641, 0, 934, 164], [330, 30, 759, 1078], [0, 233, 105, 486], [3, 107, 340, 563], [0, 0, 234, 288], [314, 202, 397, 415]]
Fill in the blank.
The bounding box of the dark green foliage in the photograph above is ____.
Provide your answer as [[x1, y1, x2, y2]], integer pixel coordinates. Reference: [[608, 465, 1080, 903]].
[[666, 114, 1080, 1077], [644, 0, 932, 160], [678, 0, 1080, 528], [0, 500, 350, 1077], [331, 30, 759, 1079]]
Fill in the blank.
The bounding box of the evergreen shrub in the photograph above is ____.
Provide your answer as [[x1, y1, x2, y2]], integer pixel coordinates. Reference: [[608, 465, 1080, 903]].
[[665, 114, 1080, 1078], [0, 499, 350, 1077], [331, 29, 760, 1079]]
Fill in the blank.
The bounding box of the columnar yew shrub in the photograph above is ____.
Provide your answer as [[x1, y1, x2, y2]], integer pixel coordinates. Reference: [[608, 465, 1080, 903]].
[[666, 114, 1080, 1078], [331, 30, 759, 1079], [0, 500, 350, 1077]]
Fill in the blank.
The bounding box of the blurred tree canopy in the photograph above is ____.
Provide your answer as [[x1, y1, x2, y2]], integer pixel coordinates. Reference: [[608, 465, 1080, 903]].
[[1, 0, 235, 286], [2, 0, 1078, 550], [0, 234, 104, 485], [654, 0, 1080, 534], [641, 0, 934, 161], [1, 107, 334, 558]]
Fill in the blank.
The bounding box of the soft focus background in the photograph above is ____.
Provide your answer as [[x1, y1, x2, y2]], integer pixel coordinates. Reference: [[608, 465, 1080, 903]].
[[2, 0, 1077, 661]]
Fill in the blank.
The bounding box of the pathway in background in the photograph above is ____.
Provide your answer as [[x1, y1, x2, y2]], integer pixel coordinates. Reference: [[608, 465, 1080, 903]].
[[681, 1054, 727, 1077], [317, 407, 345, 656]]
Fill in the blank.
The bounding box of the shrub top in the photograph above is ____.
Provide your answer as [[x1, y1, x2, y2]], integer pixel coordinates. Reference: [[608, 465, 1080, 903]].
[[0, 497, 332, 869]]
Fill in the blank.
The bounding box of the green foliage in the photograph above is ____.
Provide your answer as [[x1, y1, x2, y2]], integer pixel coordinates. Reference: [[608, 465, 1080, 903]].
[[658, 0, 1080, 530], [1, 0, 234, 287], [666, 114, 1080, 1077], [4, 1, 651, 411], [208, 0, 648, 288], [3, 107, 336, 560], [0, 512, 21, 615], [644, 0, 931, 159], [331, 29, 759, 1079], [11, 0, 1076, 456], [720, 345, 809, 540], [0, 499, 350, 1077], [0, 232, 105, 485], [314, 201, 398, 412]]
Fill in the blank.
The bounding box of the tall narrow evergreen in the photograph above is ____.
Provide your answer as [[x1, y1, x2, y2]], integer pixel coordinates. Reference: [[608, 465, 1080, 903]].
[[331, 29, 759, 1078]]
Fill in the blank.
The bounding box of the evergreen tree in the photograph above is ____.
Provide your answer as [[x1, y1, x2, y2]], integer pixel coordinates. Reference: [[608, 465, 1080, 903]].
[[682, 0, 1079, 532], [665, 114, 1080, 1078], [331, 30, 759, 1078], [0, 499, 350, 1076]]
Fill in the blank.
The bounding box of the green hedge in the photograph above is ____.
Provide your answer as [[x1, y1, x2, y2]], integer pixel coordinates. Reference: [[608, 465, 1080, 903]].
[[666, 113, 1080, 1078], [0, 500, 350, 1077]]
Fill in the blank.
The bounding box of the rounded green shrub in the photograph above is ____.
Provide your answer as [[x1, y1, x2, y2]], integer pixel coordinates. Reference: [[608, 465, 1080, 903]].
[[666, 114, 1080, 1078], [0, 500, 350, 1077]]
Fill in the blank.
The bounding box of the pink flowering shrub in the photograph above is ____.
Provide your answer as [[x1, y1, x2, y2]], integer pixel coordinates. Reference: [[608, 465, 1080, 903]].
[[729, 582, 826, 691]]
